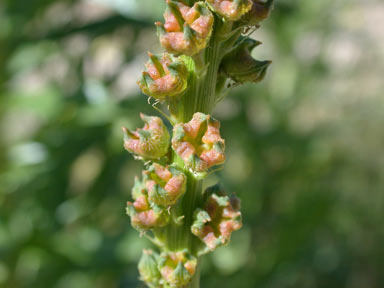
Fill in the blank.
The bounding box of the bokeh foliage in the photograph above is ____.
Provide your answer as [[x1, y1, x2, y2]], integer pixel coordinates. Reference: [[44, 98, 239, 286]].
[[1, 0, 384, 287]]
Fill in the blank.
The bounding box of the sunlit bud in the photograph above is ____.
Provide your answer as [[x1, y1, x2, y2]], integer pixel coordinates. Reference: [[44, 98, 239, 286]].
[[158, 250, 197, 287], [138, 249, 161, 287], [126, 200, 168, 231], [143, 163, 187, 206], [206, 0, 253, 21], [126, 177, 169, 230], [122, 114, 170, 160], [242, 0, 274, 25], [172, 112, 225, 173], [156, 1, 213, 56], [221, 36, 271, 84], [138, 52, 188, 100], [191, 184, 242, 251]]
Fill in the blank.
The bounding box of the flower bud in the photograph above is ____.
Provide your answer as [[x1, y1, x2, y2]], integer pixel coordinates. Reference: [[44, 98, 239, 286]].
[[126, 177, 169, 231], [158, 250, 197, 287], [122, 113, 170, 160], [144, 163, 187, 206], [138, 249, 161, 287], [172, 112, 225, 173], [221, 36, 271, 84], [191, 185, 242, 251], [242, 0, 274, 26], [138, 52, 188, 100], [206, 0, 253, 21], [156, 1, 214, 56]]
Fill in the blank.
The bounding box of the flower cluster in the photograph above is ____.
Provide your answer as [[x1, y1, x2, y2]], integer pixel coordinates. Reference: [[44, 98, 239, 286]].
[[138, 249, 197, 288], [126, 176, 169, 231], [156, 1, 214, 56], [206, 0, 253, 21], [138, 52, 188, 101], [145, 163, 187, 207], [138, 250, 162, 288], [172, 112, 225, 173], [126, 163, 187, 231], [158, 250, 197, 287], [191, 185, 242, 251], [122, 114, 170, 160]]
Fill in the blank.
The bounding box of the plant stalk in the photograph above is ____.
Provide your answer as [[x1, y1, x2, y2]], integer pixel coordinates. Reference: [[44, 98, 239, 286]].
[[164, 25, 226, 286]]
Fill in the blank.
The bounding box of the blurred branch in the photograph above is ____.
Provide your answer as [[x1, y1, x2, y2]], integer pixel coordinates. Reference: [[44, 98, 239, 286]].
[[32, 14, 153, 41]]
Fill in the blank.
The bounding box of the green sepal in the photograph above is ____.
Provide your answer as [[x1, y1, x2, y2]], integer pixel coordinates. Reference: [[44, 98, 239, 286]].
[[155, 21, 166, 37], [221, 36, 271, 84], [191, 208, 211, 232], [183, 23, 197, 42], [131, 176, 144, 200], [138, 249, 162, 287], [171, 261, 191, 287], [166, 0, 185, 29], [148, 52, 166, 77]]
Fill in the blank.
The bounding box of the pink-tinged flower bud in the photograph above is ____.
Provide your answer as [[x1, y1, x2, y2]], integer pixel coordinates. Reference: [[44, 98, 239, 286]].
[[191, 185, 242, 251], [126, 177, 169, 231], [122, 113, 170, 160], [172, 112, 225, 173], [138, 52, 188, 100], [242, 0, 274, 26], [158, 250, 197, 287], [138, 249, 162, 287], [206, 0, 253, 21], [144, 163, 187, 207], [156, 1, 214, 56], [221, 36, 271, 84]]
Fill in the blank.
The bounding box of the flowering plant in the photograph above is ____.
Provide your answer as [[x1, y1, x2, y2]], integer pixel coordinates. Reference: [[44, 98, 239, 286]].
[[123, 1, 273, 286]]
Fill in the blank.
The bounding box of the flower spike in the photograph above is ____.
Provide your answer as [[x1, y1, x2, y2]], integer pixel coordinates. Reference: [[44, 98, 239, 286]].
[[124, 0, 274, 285]]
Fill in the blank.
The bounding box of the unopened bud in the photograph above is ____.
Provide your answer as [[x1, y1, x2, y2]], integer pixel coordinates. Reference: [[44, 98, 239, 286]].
[[206, 0, 253, 21], [158, 250, 197, 287], [221, 36, 271, 84], [138, 249, 161, 287], [138, 52, 188, 100], [126, 177, 169, 230], [242, 0, 274, 25], [191, 185, 242, 251], [144, 163, 187, 206], [122, 113, 170, 160], [156, 1, 213, 56], [172, 112, 225, 173]]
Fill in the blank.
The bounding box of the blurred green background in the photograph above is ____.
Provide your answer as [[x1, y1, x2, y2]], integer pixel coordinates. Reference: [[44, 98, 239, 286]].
[[1, 0, 383, 287]]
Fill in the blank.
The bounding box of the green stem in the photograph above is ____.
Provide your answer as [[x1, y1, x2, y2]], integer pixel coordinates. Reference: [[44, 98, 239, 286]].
[[164, 166, 202, 252], [196, 32, 222, 114], [163, 24, 229, 288], [190, 259, 201, 288], [171, 17, 228, 123]]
